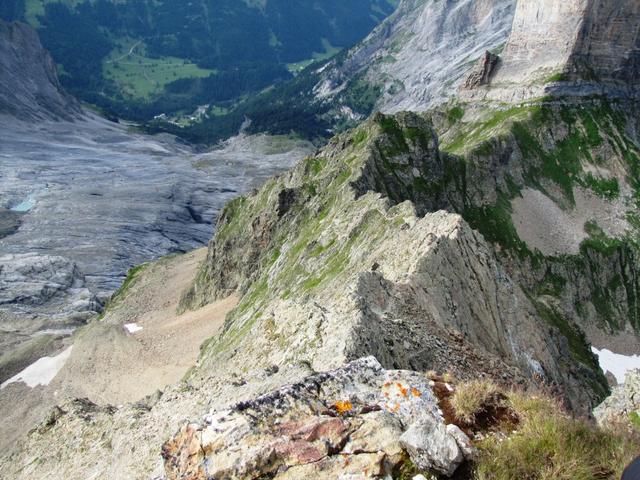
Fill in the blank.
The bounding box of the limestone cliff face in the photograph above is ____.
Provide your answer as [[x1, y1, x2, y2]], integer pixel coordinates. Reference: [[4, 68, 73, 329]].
[[316, 0, 640, 113], [466, 0, 640, 101], [312, 0, 515, 114], [0, 20, 81, 120]]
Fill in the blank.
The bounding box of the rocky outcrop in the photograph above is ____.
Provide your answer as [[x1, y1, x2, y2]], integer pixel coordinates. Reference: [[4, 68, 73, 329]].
[[594, 369, 640, 429], [0, 208, 21, 239], [0, 253, 96, 312], [162, 357, 469, 479], [462, 51, 500, 89], [0, 20, 81, 120]]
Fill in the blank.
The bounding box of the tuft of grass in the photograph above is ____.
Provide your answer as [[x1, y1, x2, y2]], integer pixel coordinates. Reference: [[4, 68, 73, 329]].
[[629, 411, 640, 431], [110, 263, 147, 304], [450, 380, 503, 424], [475, 404, 638, 480], [546, 72, 569, 83], [450, 383, 640, 480], [447, 105, 465, 124]]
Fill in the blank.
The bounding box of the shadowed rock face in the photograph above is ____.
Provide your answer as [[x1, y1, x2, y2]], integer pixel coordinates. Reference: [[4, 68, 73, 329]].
[[462, 51, 500, 89], [0, 20, 81, 121], [570, 0, 640, 85]]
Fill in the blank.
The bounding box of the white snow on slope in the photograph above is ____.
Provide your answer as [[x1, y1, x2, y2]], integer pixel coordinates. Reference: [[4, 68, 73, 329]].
[[124, 323, 143, 333], [0, 346, 73, 389], [591, 347, 640, 384]]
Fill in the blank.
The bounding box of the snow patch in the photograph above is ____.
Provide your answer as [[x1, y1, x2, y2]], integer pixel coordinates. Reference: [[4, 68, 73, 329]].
[[591, 347, 640, 384], [0, 346, 73, 389], [124, 323, 143, 333]]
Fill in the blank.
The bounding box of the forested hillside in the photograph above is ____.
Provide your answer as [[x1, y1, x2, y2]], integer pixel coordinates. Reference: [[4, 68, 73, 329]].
[[0, 0, 397, 123]]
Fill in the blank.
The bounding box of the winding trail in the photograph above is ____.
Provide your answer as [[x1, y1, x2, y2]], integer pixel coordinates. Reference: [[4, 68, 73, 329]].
[[106, 40, 142, 64]]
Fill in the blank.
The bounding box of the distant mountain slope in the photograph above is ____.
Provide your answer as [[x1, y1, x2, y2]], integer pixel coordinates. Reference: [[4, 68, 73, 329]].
[[0, 0, 398, 122], [162, 0, 516, 144], [0, 19, 80, 120], [314, 0, 516, 112]]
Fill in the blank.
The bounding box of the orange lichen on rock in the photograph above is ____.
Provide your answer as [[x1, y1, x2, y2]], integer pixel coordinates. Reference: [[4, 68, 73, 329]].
[[333, 400, 353, 415], [411, 387, 422, 397], [396, 383, 409, 397], [387, 403, 400, 413]]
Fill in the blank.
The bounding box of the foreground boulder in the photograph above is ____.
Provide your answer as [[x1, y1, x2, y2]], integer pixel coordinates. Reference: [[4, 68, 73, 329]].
[[594, 369, 640, 430], [162, 357, 468, 479]]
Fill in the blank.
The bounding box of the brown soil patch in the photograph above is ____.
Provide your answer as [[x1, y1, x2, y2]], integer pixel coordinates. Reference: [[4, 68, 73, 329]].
[[53, 248, 238, 405]]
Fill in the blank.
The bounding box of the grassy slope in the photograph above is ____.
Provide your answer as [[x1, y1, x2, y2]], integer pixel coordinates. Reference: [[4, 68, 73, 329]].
[[102, 41, 215, 100]]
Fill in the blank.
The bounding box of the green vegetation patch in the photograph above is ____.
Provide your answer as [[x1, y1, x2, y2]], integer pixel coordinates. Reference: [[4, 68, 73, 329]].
[[113, 264, 146, 300], [475, 391, 637, 480], [25, 0, 81, 25], [581, 173, 620, 199], [442, 104, 538, 154], [445, 380, 638, 480], [581, 221, 624, 256], [103, 41, 215, 100], [629, 411, 640, 431]]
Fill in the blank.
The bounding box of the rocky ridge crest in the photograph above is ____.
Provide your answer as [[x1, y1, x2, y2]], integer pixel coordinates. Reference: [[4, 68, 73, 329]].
[[183, 109, 620, 413]]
